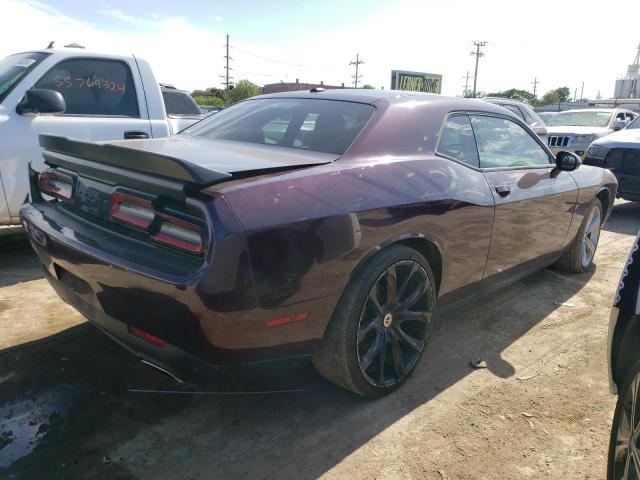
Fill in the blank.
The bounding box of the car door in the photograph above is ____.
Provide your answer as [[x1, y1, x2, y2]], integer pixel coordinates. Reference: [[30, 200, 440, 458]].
[[470, 114, 579, 278], [2, 57, 152, 219]]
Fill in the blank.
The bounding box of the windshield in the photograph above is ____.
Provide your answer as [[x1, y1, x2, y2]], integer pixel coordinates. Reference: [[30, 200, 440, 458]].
[[0, 52, 49, 104], [546, 111, 612, 128], [184, 98, 375, 155], [162, 90, 203, 116], [627, 116, 640, 130]]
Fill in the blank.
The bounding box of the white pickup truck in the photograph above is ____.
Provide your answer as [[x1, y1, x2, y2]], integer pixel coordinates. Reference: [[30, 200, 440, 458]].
[[0, 46, 204, 225]]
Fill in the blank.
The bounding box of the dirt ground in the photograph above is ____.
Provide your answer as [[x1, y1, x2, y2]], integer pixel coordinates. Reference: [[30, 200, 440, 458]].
[[0, 200, 639, 480]]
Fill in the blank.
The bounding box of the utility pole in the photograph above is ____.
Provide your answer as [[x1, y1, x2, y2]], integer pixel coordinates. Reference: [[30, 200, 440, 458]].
[[349, 54, 364, 88], [580, 81, 584, 101], [462, 70, 472, 96], [574, 87, 578, 102], [470, 41, 487, 97], [220, 34, 234, 105], [531, 77, 539, 98]]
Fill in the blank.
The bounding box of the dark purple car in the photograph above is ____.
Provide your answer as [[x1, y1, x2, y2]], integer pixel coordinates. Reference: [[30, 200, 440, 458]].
[[21, 89, 617, 397]]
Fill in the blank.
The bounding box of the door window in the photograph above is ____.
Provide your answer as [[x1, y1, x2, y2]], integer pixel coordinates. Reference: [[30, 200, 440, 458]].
[[437, 114, 479, 167], [470, 115, 551, 169], [34, 58, 139, 117]]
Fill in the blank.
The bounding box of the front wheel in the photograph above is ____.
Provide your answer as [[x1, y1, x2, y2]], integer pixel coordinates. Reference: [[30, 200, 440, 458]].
[[312, 245, 436, 397], [555, 198, 603, 273]]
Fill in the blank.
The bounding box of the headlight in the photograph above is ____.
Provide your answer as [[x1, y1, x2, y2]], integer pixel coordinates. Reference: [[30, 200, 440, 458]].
[[573, 134, 595, 145], [587, 145, 609, 160]]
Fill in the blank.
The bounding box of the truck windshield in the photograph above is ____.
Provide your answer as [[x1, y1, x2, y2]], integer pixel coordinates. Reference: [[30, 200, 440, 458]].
[[184, 98, 375, 155], [162, 90, 203, 116], [0, 52, 49, 104], [546, 111, 612, 128]]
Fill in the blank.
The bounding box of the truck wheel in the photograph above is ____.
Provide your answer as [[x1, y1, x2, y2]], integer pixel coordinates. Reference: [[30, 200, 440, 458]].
[[312, 245, 436, 397], [555, 198, 603, 273]]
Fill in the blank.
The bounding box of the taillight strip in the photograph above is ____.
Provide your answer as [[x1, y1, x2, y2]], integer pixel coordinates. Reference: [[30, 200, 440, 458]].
[[39, 169, 75, 201], [110, 192, 155, 229]]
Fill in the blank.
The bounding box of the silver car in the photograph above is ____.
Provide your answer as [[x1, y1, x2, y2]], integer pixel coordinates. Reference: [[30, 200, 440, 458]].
[[482, 97, 548, 144], [546, 108, 638, 158]]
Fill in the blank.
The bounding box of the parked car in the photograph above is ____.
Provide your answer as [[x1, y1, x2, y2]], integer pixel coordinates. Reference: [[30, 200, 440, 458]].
[[21, 90, 617, 397], [160, 84, 206, 132], [585, 115, 640, 202], [608, 232, 640, 479], [482, 97, 548, 143], [537, 111, 557, 125], [545, 108, 638, 158], [0, 46, 203, 226]]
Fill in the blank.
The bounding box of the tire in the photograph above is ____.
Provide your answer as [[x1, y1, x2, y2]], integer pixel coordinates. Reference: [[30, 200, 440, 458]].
[[555, 198, 603, 273], [312, 245, 436, 397], [608, 355, 640, 479]]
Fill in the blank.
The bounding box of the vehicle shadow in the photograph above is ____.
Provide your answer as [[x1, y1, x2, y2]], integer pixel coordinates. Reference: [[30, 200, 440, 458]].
[[0, 262, 596, 479], [604, 201, 640, 236], [0, 231, 43, 288]]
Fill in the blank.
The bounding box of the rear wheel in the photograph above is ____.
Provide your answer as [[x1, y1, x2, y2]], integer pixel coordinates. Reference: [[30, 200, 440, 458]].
[[312, 245, 435, 397], [555, 198, 603, 273]]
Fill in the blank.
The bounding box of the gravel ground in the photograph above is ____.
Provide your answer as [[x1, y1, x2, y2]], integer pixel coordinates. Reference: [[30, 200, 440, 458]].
[[0, 200, 639, 479]]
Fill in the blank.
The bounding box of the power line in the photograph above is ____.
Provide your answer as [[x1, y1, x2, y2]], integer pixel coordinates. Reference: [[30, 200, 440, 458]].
[[470, 41, 487, 97], [229, 45, 312, 68], [349, 53, 364, 88]]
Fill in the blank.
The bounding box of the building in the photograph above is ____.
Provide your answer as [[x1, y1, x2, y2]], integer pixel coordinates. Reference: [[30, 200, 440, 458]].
[[614, 43, 640, 99], [262, 80, 345, 94]]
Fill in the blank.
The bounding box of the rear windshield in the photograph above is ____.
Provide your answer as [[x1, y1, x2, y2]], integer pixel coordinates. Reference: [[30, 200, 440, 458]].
[[162, 90, 202, 116], [546, 111, 612, 128], [184, 98, 375, 155], [0, 52, 49, 104]]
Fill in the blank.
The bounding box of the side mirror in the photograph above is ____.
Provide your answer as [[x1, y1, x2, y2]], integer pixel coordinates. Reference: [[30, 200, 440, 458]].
[[613, 120, 628, 131], [16, 89, 66, 116], [555, 151, 582, 172]]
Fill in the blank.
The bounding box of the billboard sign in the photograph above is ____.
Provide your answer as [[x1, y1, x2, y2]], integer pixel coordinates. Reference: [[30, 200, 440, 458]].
[[391, 70, 442, 94]]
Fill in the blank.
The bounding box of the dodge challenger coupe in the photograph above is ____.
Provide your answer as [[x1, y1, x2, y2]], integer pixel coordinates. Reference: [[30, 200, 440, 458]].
[[608, 232, 640, 479], [21, 89, 618, 397]]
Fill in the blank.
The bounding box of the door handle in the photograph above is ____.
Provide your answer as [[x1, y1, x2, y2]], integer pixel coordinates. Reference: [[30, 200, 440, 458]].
[[124, 131, 149, 140], [495, 185, 511, 197]]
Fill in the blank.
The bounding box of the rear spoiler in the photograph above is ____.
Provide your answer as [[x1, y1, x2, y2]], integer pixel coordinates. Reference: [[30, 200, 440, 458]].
[[39, 135, 231, 196]]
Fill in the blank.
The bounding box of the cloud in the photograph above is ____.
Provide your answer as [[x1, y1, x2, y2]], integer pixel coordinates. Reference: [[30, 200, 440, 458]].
[[215, 16, 223, 22]]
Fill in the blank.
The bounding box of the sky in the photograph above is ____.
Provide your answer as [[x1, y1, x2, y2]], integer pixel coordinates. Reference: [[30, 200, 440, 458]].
[[1, 0, 639, 99]]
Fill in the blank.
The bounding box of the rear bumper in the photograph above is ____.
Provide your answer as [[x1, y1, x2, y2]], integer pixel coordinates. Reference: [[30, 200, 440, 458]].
[[20, 201, 333, 384], [47, 271, 310, 385]]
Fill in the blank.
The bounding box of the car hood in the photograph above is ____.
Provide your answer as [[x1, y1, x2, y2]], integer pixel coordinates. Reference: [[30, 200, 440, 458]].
[[545, 126, 611, 136], [107, 134, 338, 175], [591, 128, 640, 149]]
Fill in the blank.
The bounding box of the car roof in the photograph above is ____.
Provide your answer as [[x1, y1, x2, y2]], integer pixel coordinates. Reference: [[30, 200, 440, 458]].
[[482, 97, 531, 107], [557, 108, 633, 114], [255, 88, 508, 113]]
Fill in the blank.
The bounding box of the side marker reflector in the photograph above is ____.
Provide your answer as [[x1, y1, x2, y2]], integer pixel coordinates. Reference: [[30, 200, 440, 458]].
[[128, 326, 166, 347], [266, 312, 309, 328]]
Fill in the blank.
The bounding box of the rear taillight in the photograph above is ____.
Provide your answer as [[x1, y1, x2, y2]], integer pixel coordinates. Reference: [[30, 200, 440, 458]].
[[152, 214, 203, 254], [39, 169, 74, 200], [110, 192, 205, 254], [110, 192, 154, 229]]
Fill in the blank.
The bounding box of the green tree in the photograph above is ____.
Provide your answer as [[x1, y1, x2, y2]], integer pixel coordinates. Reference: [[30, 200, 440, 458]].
[[192, 95, 225, 107], [228, 79, 261, 105], [361, 84, 375, 89], [539, 87, 571, 105], [486, 88, 538, 105]]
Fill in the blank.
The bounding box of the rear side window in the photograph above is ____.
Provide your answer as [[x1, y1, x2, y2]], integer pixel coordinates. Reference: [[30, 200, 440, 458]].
[[500, 103, 526, 121], [437, 115, 479, 167], [184, 98, 375, 155], [162, 91, 202, 116], [34, 58, 139, 117], [521, 107, 538, 126], [470, 115, 551, 168]]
